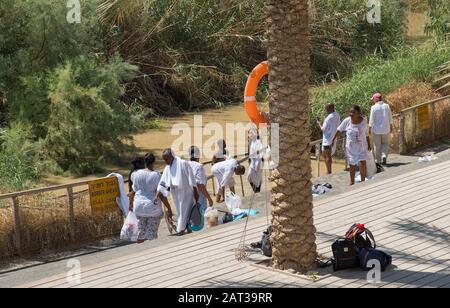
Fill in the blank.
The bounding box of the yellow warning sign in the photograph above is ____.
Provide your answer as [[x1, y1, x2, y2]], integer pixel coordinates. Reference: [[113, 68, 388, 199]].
[[417, 105, 430, 130], [89, 177, 120, 215]]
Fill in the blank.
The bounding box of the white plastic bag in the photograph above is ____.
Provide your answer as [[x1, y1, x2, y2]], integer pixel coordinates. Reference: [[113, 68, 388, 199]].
[[418, 155, 438, 163], [225, 192, 242, 212], [366, 151, 377, 178], [120, 212, 139, 242], [204, 207, 219, 228]]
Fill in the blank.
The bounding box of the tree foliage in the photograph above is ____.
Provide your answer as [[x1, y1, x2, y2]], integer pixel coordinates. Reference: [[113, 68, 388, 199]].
[[425, 0, 450, 42], [45, 56, 142, 174], [0, 122, 47, 191], [0, 0, 419, 187], [0, 0, 143, 180]]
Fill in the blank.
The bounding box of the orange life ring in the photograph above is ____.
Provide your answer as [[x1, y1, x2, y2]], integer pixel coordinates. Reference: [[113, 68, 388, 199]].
[[244, 61, 269, 125]]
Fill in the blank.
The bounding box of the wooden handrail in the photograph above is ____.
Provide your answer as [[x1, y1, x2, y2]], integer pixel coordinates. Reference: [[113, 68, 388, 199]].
[[397, 95, 450, 114], [0, 138, 323, 200], [0, 179, 96, 200], [394, 94, 450, 154]]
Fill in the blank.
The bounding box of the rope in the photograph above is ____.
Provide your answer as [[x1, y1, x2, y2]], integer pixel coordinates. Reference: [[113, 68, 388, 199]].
[[235, 167, 271, 262], [264, 168, 270, 227], [235, 190, 257, 262]]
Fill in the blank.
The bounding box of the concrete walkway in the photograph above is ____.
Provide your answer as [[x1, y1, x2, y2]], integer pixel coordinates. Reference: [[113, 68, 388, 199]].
[[2, 150, 449, 288]]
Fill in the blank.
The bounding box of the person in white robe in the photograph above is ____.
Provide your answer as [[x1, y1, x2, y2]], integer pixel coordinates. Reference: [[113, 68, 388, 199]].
[[188, 146, 214, 212], [156, 149, 199, 235], [247, 126, 264, 193], [316, 103, 341, 174], [211, 158, 245, 203], [211, 139, 234, 197]]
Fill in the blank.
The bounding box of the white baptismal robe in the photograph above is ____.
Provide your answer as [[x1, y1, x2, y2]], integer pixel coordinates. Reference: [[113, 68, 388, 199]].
[[248, 139, 264, 188], [158, 157, 197, 232], [211, 159, 238, 188]]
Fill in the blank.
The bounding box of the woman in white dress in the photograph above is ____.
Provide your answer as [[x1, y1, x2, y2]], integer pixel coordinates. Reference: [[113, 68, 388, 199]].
[[129, 153, 173, 243], [332, 105, 372, 186]]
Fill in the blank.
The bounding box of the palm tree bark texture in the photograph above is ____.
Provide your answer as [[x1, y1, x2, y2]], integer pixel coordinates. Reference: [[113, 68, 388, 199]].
[[266, 0, 317, 271]]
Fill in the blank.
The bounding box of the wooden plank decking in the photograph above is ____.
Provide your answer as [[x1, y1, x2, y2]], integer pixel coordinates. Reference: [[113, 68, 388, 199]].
[[21, 159, 450, 288]]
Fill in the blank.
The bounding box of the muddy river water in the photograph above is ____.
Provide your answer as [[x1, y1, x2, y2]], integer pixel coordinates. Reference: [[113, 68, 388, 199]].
[[44, 104, 346, 186]]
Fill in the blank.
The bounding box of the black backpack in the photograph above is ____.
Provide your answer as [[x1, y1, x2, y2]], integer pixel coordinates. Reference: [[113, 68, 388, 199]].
[[345, 224, 376, 249], [261, 227, 272, 257], [359, 248, 392, 272], [331, 238, 360, 271]]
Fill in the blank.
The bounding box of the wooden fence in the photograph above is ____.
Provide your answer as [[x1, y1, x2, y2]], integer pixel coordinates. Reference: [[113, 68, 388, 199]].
[[0, 143, 322, 257], [392, 95, 450, 154]]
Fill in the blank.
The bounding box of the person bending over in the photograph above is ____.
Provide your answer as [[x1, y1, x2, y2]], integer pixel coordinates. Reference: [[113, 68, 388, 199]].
[[211, 158, 245, 203]]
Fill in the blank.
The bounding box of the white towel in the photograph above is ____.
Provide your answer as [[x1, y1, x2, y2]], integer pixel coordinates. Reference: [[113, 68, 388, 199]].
[[107, 173, 129, 217]]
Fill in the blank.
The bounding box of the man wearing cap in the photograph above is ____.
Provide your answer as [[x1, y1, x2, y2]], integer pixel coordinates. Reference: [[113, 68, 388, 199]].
[[369, 93, 393, 166]]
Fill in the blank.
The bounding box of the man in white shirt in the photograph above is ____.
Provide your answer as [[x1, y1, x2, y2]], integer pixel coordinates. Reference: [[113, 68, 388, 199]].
[[211, 158, 245, 203], [317, 103, 341, 174], [156, 149, 199, 235], [369, 93, 393, 165]]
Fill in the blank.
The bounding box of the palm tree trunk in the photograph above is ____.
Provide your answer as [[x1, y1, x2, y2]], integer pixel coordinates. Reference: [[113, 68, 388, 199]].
[[266, 0, 317, 271]]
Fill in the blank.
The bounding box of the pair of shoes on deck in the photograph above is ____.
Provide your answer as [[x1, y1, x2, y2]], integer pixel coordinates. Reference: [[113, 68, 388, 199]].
[[170, 227, 193, 237]]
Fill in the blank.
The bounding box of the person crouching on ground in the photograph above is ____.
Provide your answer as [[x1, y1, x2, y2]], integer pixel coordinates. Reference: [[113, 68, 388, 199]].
[[333, 105, 372, 186], [128, 153, 173, 244], [211, 158, 246, 203], [188, 146, 214, 212], [156, 149, 199, 236], [317, 103, 341, 175]]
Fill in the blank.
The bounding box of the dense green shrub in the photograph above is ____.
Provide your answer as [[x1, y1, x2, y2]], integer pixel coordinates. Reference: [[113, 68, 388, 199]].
[[0, 122, 48, 191], [0, 0, 145, 178], [310, 0, 407, 79], [425, 0, 450, 42], [45, 56, 143, 174], [98, 0, 409, 110]]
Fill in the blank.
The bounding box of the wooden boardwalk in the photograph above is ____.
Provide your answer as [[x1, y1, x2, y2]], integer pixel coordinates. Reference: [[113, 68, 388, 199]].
[[21, 159, 450, 288]]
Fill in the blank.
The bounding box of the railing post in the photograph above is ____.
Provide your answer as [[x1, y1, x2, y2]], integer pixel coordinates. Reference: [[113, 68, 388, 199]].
[[431, 103, 436, 142], [67, 187, 75, 241], [399, 113, 406, 155], [12, 196, 21, 255], [412, 109, 417, 149], [239, 174, 245, 197], [315, 144, 321, 177], [211, 177, 216, 196]]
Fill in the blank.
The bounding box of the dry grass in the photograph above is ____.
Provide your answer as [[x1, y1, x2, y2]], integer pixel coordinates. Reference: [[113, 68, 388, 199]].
[[0, 190, 123, 259], [386, 82, 443, 113]]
